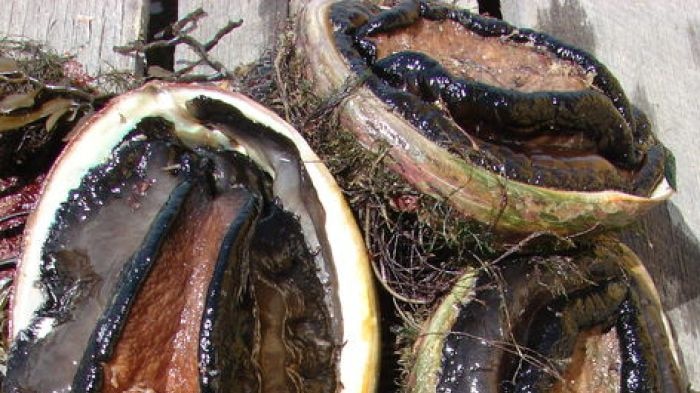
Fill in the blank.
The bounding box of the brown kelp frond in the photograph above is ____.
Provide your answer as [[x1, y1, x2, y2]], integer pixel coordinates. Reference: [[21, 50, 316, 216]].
[[0, 41, 100, 178]]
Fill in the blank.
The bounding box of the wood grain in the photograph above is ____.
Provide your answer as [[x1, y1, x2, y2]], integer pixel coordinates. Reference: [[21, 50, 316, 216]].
[[175, 0, 288, 72], [502, 0, 700, 387], [0, 0, 148, 75]]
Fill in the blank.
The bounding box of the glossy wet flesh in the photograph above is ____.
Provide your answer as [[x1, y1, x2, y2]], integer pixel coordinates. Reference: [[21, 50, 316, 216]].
[[4, 112, 339, 393], [432, 249, 683, 393], [331, 0, 668, 194]]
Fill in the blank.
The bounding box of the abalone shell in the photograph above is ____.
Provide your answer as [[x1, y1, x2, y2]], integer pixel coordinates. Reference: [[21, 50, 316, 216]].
[[408, 239, 688, 392], [4, 82, 379, 393], [297, 0, 674, 235]]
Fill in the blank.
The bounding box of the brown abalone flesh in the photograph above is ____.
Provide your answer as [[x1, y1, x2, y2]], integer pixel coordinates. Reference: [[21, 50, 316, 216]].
[[297, 0, 674, 235], [4, 82, 379, 393]]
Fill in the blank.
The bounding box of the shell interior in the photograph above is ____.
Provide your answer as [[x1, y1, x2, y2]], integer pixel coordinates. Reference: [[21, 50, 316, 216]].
[[296, 0, 674, 234], [328, 0, 671, 196], [5, 83, 378, 393], [408, 240, 687, 393]]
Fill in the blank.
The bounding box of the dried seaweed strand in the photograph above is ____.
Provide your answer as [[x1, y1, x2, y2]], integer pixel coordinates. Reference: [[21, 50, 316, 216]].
[[114, 8, 242, 82]]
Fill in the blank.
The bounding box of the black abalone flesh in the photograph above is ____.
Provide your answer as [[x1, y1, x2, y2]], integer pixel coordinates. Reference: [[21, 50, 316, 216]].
[[407, 239, 688, 392], [298, 0, 675, 235], [4, 82, 379, 393]]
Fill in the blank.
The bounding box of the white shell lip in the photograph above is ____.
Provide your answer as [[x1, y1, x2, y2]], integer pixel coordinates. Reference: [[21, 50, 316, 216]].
[[11, 81, 379, 393], [407, 239, 687, 392], [297, 0, 674, 235]]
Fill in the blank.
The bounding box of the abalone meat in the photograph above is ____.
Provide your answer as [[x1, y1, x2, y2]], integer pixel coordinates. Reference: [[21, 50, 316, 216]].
[[4, 82, 379, 393]]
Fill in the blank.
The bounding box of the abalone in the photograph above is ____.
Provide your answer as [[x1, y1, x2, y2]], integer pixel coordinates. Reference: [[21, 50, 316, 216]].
[[297, 0, 674, 234], [4, 82, 379, 393], [408, 239, 688, 392]]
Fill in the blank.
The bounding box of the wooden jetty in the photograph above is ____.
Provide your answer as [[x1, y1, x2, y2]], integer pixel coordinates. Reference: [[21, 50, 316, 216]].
[[2, 0, 698, 388]]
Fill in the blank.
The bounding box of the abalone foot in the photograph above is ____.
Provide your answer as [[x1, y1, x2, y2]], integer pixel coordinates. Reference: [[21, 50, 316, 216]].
[[297, 0, 674, 234], [4, 82, 379, 393], [407, 238, 688, 393]]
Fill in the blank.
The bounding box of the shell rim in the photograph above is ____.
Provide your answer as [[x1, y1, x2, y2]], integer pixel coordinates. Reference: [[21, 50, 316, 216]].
[[11, 81, 380, 393], [298, 0, 673, 235]]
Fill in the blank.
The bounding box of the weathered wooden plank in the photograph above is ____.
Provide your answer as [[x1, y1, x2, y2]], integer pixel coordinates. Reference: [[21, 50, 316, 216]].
[[175, 0, 288, 72], [502, 0, 700, 387], [0, 0, 149, 75]]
